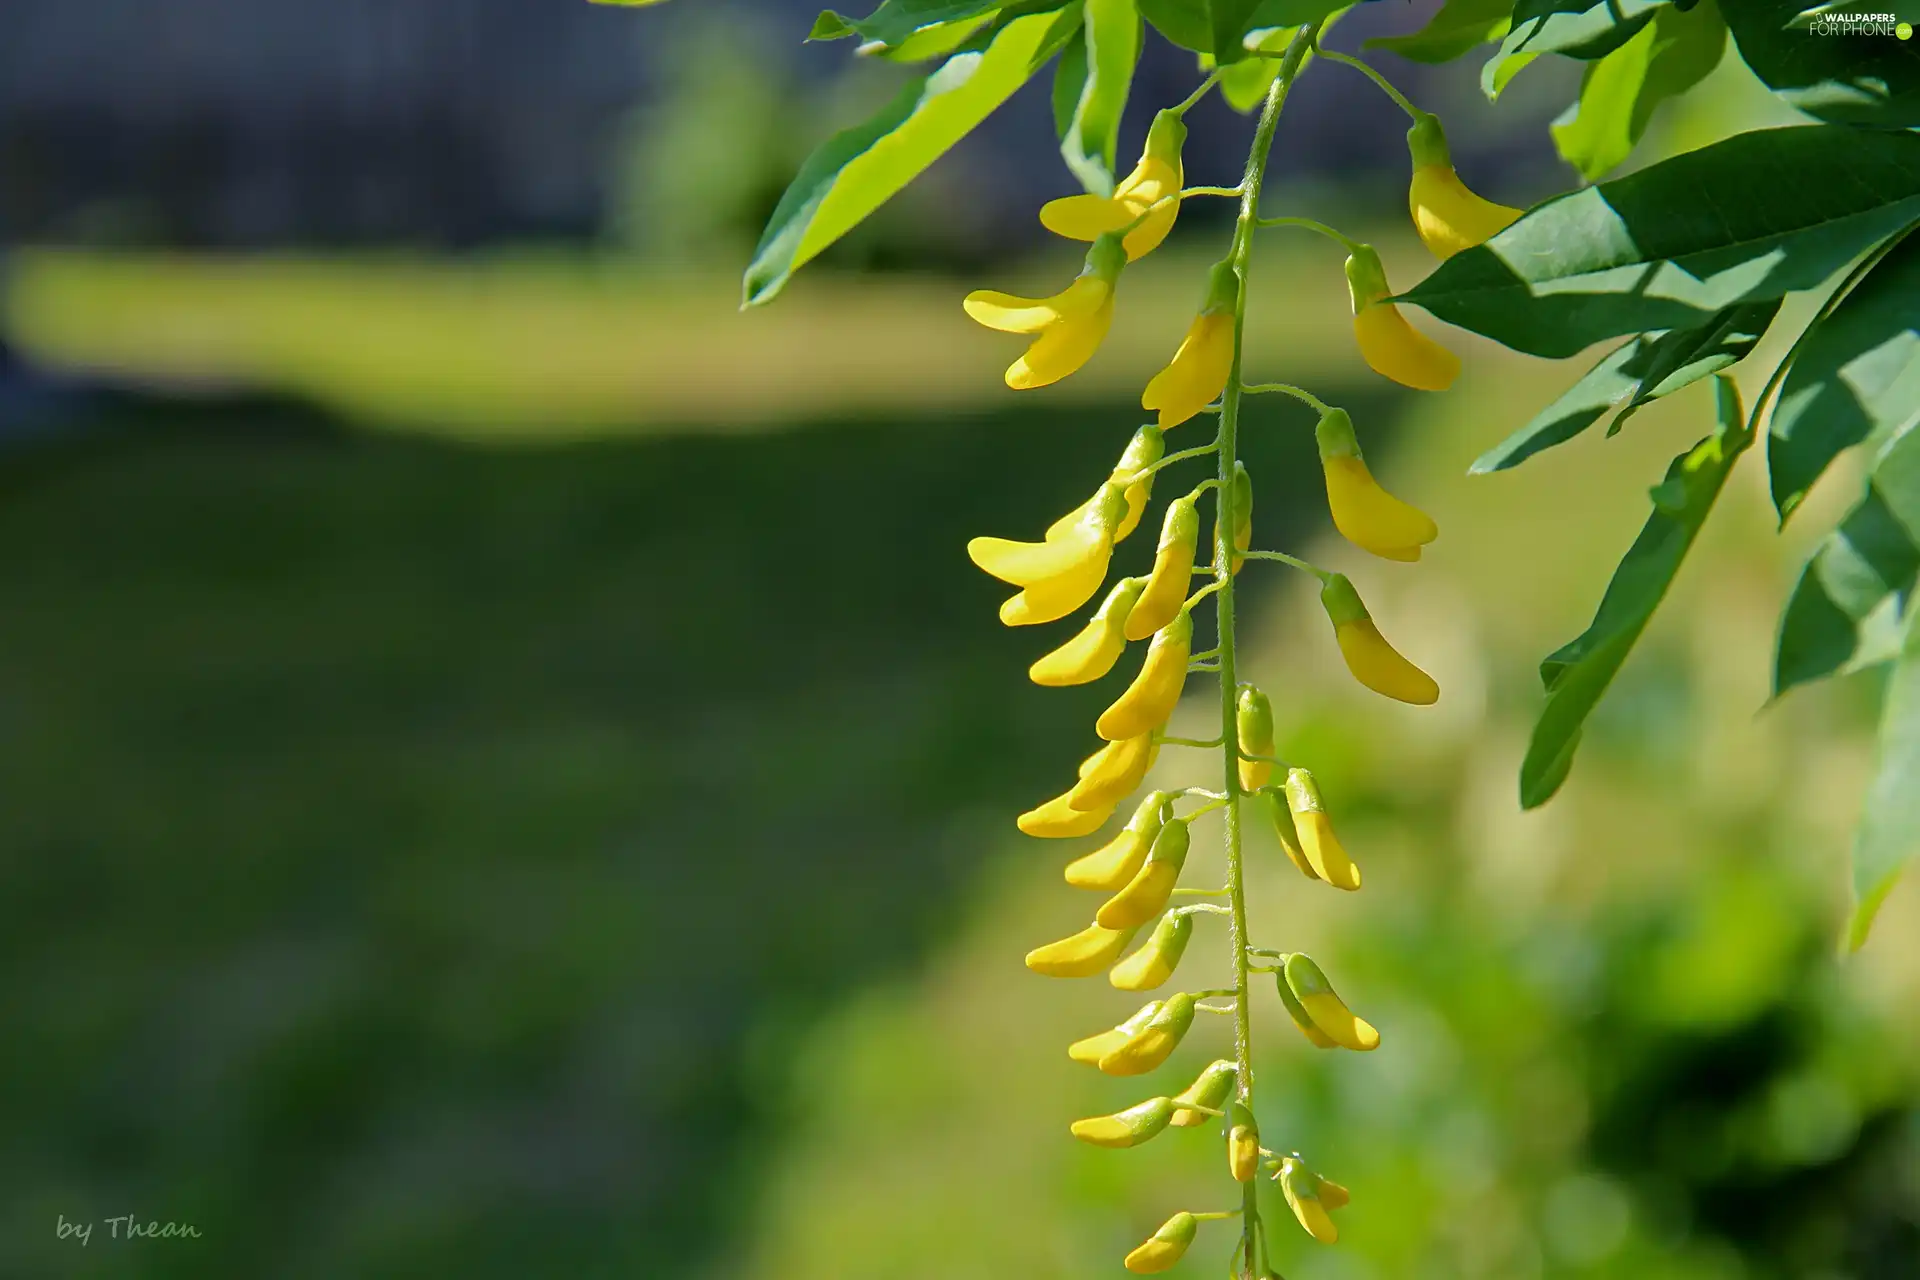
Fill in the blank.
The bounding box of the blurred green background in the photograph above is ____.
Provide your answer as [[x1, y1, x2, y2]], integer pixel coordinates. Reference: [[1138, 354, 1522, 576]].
[[1, 2, 1917, 1278]]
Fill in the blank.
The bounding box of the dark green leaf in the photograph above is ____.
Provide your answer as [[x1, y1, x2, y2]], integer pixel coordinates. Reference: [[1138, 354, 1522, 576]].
[[1520, 375, 1749, 807], [1470, 300, 1776, 473], [745, 9, 1080, 306], [1482, 0, 1672, 97], [1219, 43, 1286, 110], [1060, 0, 1142, 194], [1139, 0, 1329, 58], [811, 0, 1007, 47], [1052, 29, 1088, 137], [1368, 0, 1515, 65], [1774, 420, 1920, 694], [1137, 0, 1212, 51], [1550, 0, 1725, 182], [1770, 227, 1920, 524], [1398, 125, 1920, 359], [1725, 1, 1920, 129], [1848, 617, 1920, 951]]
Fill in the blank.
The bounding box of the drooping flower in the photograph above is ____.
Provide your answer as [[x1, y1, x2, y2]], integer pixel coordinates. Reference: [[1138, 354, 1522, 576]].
[[1235, 685, 1276, 791], [1283, 767, 1360, 891], [1065, 790, 1173, 891], [1227, 1102, 1260, 1183], [1319, 573, 1440, 706], [1282, 953, 1380, 1052], [966, 232, 1126, 389], [1344, 243, 1460, 393], [1041, 110, 1188, 261], [1030, 577, 1144, 687], [1168, 1059, 1237, 1127], [1110, 909, 1192, 991], [1096, 816, 1189, 929], [1315, 407, 1437, 562], [1406, 112, 1521, 260], [1142, 261, 1238, 430], [1097, 990, 1196, 1075], [1025, 920, 1137, 977], [1124, 1212, 1198, 1274], [1278, 1155, 1351, 1244], [1125, 497, 1199, 641], [975, 483, 1128, 628], [1069, 731, 1158, 812], [1070, 1095, 1177, 1148], [1069, 998, 1164, 1065], [1097, 610, 1193, 740]]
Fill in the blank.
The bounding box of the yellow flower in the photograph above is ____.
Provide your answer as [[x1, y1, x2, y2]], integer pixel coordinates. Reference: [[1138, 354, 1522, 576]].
[[1283, 767, 1360, 891], [976, 483, 1127, 628], [1025, 920, 1137, 977], [966, 233, 1125, 389], [1069, 998, 1164, 1065], [1069, 732, 1158, 812], [1124, 497, 1199, 641], [1256, 787, 1321, 882], [1345, 243, 1460, 393], [1169, 1059, 1236, 1127], [1097, 990, 1196, 1075], [1110, 909, 1192, 991], [1315, 407, 1437, 561], [1273, 967, 1339, 1048], [1278, 1155, 1349, 1244], [1142, 261, 1238, 430], [1096, 816, 1189, 929], [1124, 1212, 1198, 1274], [1320, 573, 1440, 706], [1097, 610, 1193, 741], [1041, 110, 1187, 261], [1052, 425, 1165, 545], [1227, 1102, 1260, 1182], [1017, 790, 1116, 838], [1030, 578, 1144, 687], [1070, 1095, 1177, 1148], [1407, 113, 1520, 260], [1065, 790, 1173, 891], [1283, 953, 1380, 1052]]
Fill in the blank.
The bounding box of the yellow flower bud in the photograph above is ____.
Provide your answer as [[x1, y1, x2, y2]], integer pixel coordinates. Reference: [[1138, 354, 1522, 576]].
[[1320, 573, 1440, 705], [1111, 425, 1165, 542], [1169, 1059, 1237, 1127], [1344, 244, 1460, 393], [1282, 768, 1359, 891], [1097, 610, 1193, 740], [1273, 966, 1338, 1048], [1283, 953, 1380, 1051], [1406, 113, 1520, 260], [1208, 460, 1253, 575], [1315, 408, 1437, 562], [1278, 1156, 1345, 1243], [1017, 790, 1117, 838], [1041, 110, 1186, 261], [1124, 1212, 1198, 1273], [1111, 909, 1193, 991], [965, 234, 1126, 388], [1255, 787, 1319, 882], [1098, 989, 1196, 1076], [1235, 685, 1276, 791], [1096, 816, 1189, 929], [1030, 577, 1144, 687], [1227, 1102, 1260, 1182], [1142, 261, 1238, 430], [1070, 1095, 1177, 1148], [1070, 732, 1159, 812], [1069, 998, 1164, 1065], [1125, 497, 1200, 642], [1065, 791, 1174, 890], [1025, 920, 1138, 978]]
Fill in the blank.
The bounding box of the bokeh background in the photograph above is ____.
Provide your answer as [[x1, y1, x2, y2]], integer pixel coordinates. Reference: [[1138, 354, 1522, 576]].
[[2, 2, 1917, 1277]]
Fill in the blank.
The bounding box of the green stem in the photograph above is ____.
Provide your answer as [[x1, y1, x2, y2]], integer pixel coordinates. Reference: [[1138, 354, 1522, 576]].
[[1254, 215, 1360, 250], [1316, 47, 1421, 118], [1218, 26, 1317, 1276], [1173, 70, 1224, 116], [1240, 548, 1329, 579], [1242, 381, 1332, 412]]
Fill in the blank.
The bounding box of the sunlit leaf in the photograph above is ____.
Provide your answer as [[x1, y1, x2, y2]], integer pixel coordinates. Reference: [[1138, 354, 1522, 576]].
[[1368, 0, 1514, 65], [1770, 228, 1920, 524], [1060, 0, 1142, 194], [1550, 0, 1725, 182], [1471, 300, 1776, 473], [811, 0, 1008, 48], [1847, 618, 1920, 951], [745, 9, 1080, 306], [1520, 375, 1749, 808], [1481, 0, 1672, 97], [1725, 0, 1920, 128], [1398, 126, 1920, 358]]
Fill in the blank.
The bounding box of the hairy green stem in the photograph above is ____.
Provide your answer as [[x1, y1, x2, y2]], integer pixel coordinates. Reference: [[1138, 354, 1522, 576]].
[[1219, 26, 1318, 1278]]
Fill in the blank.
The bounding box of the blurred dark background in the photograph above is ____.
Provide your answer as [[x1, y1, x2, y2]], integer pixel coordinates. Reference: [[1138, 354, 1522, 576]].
[[1, 3, 1916, 1279]]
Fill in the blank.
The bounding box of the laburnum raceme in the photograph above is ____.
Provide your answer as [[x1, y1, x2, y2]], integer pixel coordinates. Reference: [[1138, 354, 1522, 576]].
[[957, 23, 1480, 1277]]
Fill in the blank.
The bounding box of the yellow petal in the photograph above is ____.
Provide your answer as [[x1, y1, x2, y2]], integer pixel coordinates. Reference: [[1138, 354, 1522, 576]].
[[1125, 1213, 1199, 1273], [1113, 157, 1183, 260], [963, 275, 1110, 333], [1097, 993, 1194, 1075], [1301, 991, 1381, 1051], [1286, 1188, 1340, 1244], [1070, 733, 1158, 812], [1319, 1179, 1351, 1211], [1096, 857, 1181, 929], [1039, 192, 1134, 241], [1169, 1059, 1237, 1127], [1096, 612, 1193, 741], [1007, 297, 1115, 389], [1410, 163, 1520, 260], [1065, 827, 1155, 891], [1025, 921, 1137, 977], [1125, 500, 1199, 642], [997, 549, 1113, 627], [1069, 999, 1163, 1064], [1070, 1096, 1176, 1147], [1110, 911, 1191, 992], [1294, 810, 1360, 891], [1018, 791, 1117, 838], [1335, 617, 1440, 705], [1324, 455, 1438, 561], [1030, 578, 1142, 686], [968, 517, 1108, 587], [1353, 302, 1460, 392], [1142, 312, 1234, 430]]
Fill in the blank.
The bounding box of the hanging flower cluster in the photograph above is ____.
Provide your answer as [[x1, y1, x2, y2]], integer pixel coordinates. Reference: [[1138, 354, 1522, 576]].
[[960, 28, 1513, 1278]]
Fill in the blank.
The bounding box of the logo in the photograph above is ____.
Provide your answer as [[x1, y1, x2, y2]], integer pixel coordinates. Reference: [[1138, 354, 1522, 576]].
[[1807, 10, 1914, 37]]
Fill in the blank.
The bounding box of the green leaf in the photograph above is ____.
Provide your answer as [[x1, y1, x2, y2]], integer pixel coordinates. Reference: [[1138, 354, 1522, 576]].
[[1138, 0, 1212, 51], [1770, 228, 1920, 524], [1052, 28, 1088, 137], [744, 9, 1080, 306], [1398, 125, 1920, 359], [1138, 0, 1330, 58], [882, 13, 1002, 59], [1847, 618, 1920, 951], [1060, 0, 1141, 194], [1470, 300, 1777, 473], [1550, 0, 1726, 182], [1725, 0, 1920, 129], [1368, 0, 1514, 65], [1774, 420, 1920, 694], [811, 1, 1008, 47], [1520, 375, 1749, 808], [1219, 46, 1286, 111], [1482, 0, 1672, 97]]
